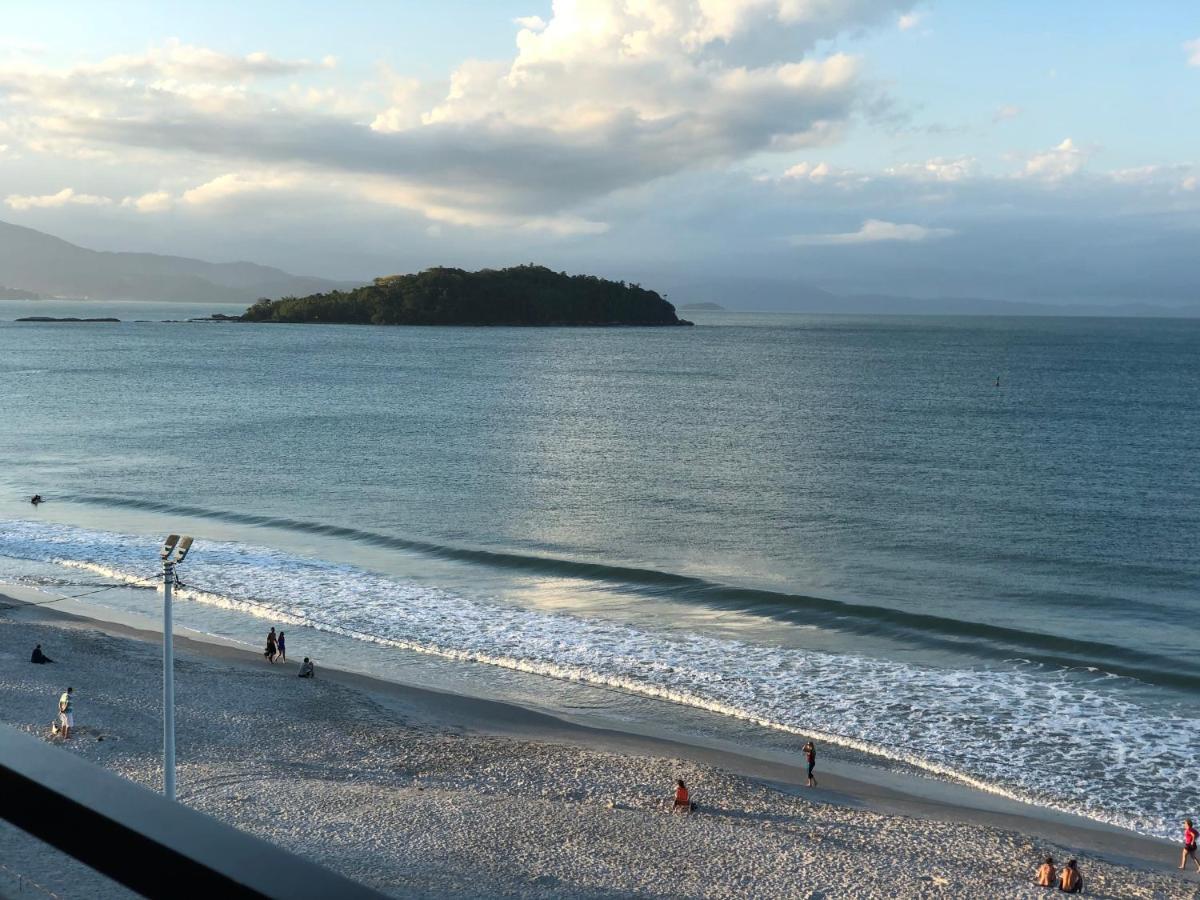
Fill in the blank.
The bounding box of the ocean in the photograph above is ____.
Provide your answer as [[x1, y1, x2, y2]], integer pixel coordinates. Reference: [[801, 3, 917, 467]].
[[1, 299, 1197, 839]]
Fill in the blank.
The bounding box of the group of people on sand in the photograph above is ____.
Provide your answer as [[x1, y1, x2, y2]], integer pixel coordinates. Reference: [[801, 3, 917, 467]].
[[264, 627, 287, 663], [264, 627, 315, 678], [670, 740, 819, 814], [1036, 857, 1083, 893]]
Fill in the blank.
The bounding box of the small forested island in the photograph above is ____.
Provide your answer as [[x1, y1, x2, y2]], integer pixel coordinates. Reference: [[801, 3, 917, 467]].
[[240, 265, 692, 326]]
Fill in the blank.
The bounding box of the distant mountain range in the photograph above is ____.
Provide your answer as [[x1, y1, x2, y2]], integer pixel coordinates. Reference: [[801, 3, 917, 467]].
[[3, 219, 1196, 316], [0, 220, 357, 302], [658, 276, 1200, 318]]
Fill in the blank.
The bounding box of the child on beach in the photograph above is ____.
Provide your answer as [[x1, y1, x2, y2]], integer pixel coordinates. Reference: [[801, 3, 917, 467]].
[[1182, 819, 1199, 872], [803, 741, 817, 787], [57, 687, 74, 739], [276, 631, 286, 663], [1057, 859, 1082, 893], [298, 657, 315, 678], [1036, 856, 1056, 887]]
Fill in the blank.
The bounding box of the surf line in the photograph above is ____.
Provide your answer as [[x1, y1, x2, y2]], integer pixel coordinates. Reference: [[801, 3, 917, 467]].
[[51, 556, 1151, 839], [59, 495, 1198, 688]]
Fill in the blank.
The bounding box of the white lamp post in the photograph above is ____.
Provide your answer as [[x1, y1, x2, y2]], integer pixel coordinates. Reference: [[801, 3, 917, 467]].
[[160, 534, 193, 801]]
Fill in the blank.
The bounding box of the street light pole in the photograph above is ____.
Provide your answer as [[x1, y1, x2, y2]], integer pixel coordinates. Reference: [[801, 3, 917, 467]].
[[160, 535, 192, 802], [162, 556, 176, 801]]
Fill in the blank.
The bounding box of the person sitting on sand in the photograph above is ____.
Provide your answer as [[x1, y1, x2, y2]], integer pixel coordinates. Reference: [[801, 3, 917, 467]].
[[1057, 859, 1082, 893], [277, 631, 286, 663], [298, 657, 315, 679], [265, 628, 277, 663], [57, 687, 74, 739], [672, 779, 694, 813], [1182, 818, 1200, 872], [31, 644, 53, 664], [1036, 856, 1056, 887]]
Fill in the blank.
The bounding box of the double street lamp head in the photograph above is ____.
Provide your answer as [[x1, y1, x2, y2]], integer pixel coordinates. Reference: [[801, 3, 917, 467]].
[[161, 534, 193, 565]]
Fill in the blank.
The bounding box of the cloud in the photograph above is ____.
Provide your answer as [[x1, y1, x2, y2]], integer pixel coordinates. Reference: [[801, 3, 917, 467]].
[[78, 38, 333, 81], [1017, 137, 1090, 182], [180, 172, 306, 206], [5, 187, 112, 210], [0, 4, 913, 229], [992, 104, 1021, 123], [1185, 38, 1200, 67], [897, 12, 922, 30], [790, 218, 954, 245], [885, 155, 978, 182], [120, 190, 173, 212], [514, 15, 547, 31]]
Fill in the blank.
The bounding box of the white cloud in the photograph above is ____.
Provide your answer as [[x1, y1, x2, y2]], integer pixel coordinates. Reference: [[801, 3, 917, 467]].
[[790, 218, 954, 245], [1182, 175, 1198, 192], [5, 187, 112, 210], [783, 161, 835, 182], [897, 12, 922, 30], [80, 38, 332, 81], [180, 172, 306, 206], [886, 155, 977, 182], [1184, 38, 1200, 67], [992, 104, 1021, 123], [514, 15, 547, 31], [1017, 138, 1089, 182], [120, 190, 173, 212], [0, 5, 912, 231]]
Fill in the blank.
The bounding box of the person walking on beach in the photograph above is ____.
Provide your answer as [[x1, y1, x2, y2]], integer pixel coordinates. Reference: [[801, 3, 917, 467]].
[[1182, 819, 1200, 872], [265, 628, 277, 663], [1056, 859, 1082, 893], [57, 687, 74, 739], [803, 741, 817, 787], [31, 644, 53, 664], [276, 631, 286, 663], [1036, 856, 1056, 887]]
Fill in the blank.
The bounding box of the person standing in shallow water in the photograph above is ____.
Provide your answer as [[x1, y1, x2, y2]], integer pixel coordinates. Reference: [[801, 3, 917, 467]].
[[803, 741, 817, 787]]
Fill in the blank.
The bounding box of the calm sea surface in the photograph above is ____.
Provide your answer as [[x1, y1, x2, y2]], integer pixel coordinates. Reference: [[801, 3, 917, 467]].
[[1, 299, 1197, 837]]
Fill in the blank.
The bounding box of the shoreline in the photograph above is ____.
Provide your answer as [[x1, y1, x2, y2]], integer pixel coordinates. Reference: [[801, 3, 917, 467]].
[[3, 588, 1193, 898]]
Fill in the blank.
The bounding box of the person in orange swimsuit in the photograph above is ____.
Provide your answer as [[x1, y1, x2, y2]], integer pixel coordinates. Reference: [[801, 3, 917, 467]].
[[673, 779, 691, 813]]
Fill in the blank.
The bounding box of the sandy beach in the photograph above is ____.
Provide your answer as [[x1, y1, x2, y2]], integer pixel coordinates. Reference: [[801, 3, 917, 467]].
[[1, 594, 1197, 899]]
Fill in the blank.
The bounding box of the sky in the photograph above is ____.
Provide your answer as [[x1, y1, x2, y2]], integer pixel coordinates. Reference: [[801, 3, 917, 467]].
[[0, 0, 1197, 305]]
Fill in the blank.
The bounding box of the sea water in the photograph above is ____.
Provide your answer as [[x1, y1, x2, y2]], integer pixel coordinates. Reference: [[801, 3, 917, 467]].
[[0, 302, 1197, 839]]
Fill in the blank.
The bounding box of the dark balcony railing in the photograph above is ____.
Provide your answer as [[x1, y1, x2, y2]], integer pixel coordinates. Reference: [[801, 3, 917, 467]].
[[0, 725, 387, 899]]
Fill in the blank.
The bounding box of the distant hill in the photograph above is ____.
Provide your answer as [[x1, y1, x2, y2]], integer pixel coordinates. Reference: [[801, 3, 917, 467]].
[[0, 285, 42, 300], [0, 220, 356, 302], [241, 265, 692, 326], [657, 275, 1200, 317]]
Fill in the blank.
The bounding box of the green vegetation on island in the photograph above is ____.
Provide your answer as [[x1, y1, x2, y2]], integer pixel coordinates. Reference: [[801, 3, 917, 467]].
[[240, 265, 692, 326]]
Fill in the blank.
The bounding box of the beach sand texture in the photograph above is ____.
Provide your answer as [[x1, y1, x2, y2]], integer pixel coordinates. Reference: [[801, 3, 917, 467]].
[[1, 602, 1197, 899]]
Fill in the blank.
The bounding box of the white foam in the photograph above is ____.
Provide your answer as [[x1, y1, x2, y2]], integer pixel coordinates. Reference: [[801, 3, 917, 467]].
[[3, 518, 1196, 840]]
